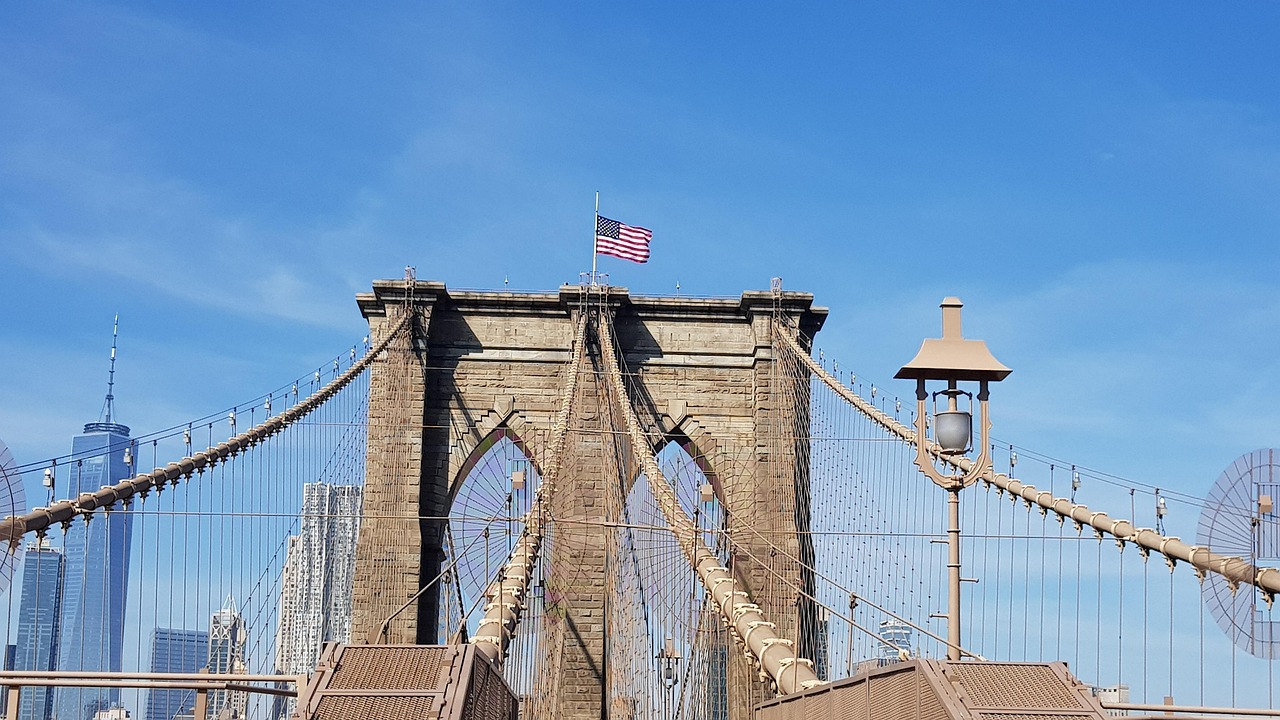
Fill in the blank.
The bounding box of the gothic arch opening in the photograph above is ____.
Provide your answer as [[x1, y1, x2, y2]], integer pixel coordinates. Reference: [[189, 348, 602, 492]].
[[607, 439, 730, 719], [439, 427, 541, 642]]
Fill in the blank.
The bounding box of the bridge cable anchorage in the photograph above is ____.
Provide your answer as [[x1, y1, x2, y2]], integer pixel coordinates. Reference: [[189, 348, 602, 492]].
[[0, 312, 413, 547], [594, 310, 824, 695], [467, 311, 589, 665], [771, 319, 1280, 602]]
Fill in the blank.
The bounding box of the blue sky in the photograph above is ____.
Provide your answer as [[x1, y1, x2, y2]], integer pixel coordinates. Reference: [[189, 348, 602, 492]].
[[1, 2, 1278, 534]]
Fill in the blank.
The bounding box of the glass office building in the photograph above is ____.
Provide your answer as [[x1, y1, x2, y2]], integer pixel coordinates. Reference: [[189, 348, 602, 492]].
[[53, 421, 134, 720], [14, 542, 64, 720], [143, 629, 209, 720]]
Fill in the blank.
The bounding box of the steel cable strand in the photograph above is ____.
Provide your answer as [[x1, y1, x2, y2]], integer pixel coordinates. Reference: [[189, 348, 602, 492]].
[[594, 310, 822, 696], [370, 497, 531, 646], [0, 312, 412, 547], [468, 312, 589, 664], [719, 528, 916, 660], [729, 490, 984, 661], [771, 324, 1280, 604]]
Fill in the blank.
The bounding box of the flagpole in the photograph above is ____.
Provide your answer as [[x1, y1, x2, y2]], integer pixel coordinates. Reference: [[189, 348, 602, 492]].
[[592, 191, 599, 284]]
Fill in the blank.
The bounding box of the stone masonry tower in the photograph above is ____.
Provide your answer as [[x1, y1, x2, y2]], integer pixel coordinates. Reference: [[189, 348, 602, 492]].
[[350, 280, 825, 720]]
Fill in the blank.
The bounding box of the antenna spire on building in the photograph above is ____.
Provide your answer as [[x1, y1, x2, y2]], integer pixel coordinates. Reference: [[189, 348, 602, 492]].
[[100, 314, 119, 424], [85, 314, 129, 436]]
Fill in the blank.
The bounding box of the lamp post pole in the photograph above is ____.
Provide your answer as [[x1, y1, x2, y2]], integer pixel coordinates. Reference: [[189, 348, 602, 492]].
[[946, 487, 962, 660]]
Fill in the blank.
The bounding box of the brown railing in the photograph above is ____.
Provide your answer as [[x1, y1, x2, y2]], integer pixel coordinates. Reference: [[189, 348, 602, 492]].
[[0, 671, 303, 720]]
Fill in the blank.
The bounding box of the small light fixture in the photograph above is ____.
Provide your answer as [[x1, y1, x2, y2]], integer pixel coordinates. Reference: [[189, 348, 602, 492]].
[[699, 483, 715, 504], [658, 635, 681, 688]]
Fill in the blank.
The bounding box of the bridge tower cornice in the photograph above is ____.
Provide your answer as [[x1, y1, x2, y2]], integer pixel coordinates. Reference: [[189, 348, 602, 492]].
[[358, 279, 828, 334]]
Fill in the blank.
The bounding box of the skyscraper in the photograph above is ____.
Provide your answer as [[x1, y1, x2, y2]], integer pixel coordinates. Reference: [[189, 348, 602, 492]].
[[877, 620, 912, 660], [207, 601, 247, 720], [274, 483, 362, 674], [273, 484, 361, 720], [143, 629, 208, 720], [14, 541, 63, 720], [54, 320, 134, 720], [52, 422, 133, 720]]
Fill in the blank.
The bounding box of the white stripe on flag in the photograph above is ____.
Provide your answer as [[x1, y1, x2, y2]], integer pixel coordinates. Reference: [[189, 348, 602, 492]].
[[595, 238, 650, 263]]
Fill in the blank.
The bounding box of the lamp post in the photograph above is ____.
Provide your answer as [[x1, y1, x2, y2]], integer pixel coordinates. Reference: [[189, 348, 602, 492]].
[[657, 635, 681, 720], [895, 297, 1010, 661]]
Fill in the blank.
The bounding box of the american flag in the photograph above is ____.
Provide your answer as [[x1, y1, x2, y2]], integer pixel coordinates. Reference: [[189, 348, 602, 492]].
[[595, 215, 652, 264]]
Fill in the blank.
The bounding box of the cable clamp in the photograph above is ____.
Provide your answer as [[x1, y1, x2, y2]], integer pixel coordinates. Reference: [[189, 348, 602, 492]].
[[741, 620, 776, 647], [1130, 529, 1153, 560], [1157, 536, 1180, 571], [1186, 546, 1208, 583], [1256, 568, 1278, 608], [1218, 556, 1241, 594], [1032, 490, 1053, 517], [799, 679, 825, 690]]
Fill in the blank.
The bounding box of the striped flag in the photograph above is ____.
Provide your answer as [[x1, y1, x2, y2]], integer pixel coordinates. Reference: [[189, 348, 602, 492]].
[[595, 215, 652, 264]]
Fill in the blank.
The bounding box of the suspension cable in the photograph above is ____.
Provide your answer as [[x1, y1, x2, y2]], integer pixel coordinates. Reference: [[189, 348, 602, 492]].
[[773, 321, 1280, 603], [0, 312, 412, 547], [596, 304, 822, 695], [468, 312, 589, 664], [731, 500, 983, 660]]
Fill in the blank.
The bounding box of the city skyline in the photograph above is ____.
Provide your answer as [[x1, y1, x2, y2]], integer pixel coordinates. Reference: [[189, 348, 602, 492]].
[[0, 353, 370, 720]]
